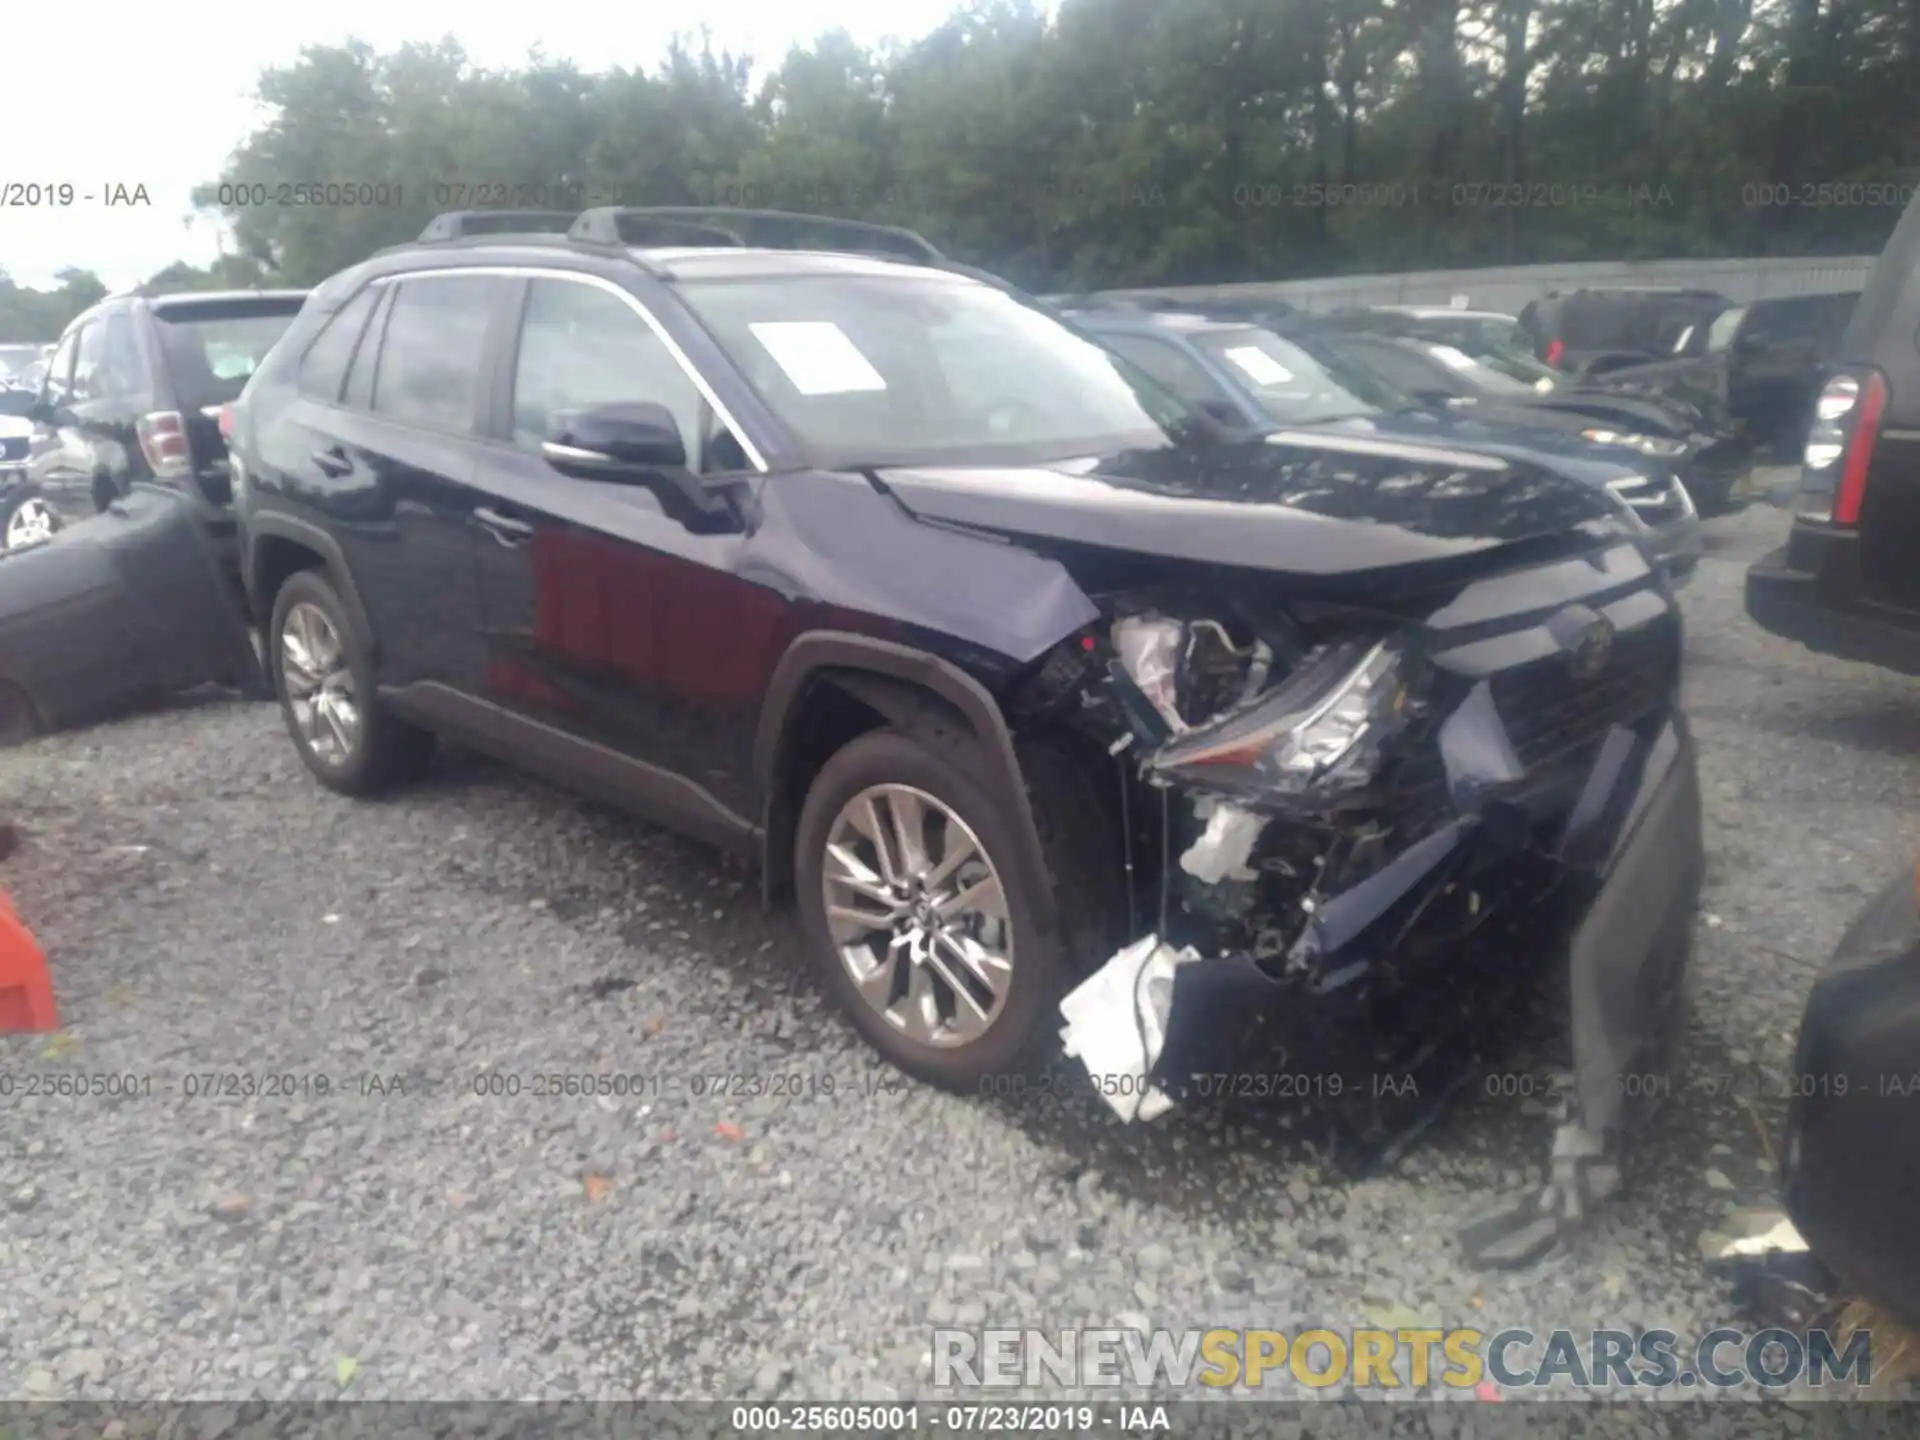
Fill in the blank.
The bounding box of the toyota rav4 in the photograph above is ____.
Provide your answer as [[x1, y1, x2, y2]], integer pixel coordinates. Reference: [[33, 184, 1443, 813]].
[[228, 208, 1705, 1265]]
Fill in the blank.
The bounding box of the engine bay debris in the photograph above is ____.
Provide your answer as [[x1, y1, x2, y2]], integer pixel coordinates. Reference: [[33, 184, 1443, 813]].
[[1058, 934, 1197, 1123], [1037, 572, 1700, 1268]]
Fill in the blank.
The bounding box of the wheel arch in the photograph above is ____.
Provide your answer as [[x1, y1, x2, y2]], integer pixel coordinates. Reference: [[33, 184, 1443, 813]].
[[245, 513, 376, 658], [754, 632, 1059, 939]]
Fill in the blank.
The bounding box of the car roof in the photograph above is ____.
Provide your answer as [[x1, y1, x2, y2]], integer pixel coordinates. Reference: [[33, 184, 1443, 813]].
[[364, 235, 980, 288], [636, 247, 969, 282]]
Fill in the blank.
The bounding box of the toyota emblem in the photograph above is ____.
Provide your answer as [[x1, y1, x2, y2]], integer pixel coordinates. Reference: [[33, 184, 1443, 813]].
[[1567, 616, 1615, 681]]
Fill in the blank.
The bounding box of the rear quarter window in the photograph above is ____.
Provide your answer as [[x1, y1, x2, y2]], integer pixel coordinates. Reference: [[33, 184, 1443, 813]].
[[297, 288, 381, 403]]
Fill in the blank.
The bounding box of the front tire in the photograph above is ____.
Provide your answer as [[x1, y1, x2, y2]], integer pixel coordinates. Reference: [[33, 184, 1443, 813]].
[[269, 569, 433, 796], [795, 728, 1077, 1092]]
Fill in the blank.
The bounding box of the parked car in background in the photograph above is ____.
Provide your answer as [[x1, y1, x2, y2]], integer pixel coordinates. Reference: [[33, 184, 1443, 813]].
[[1598, 292, 1862, 460], [22, 291, 310, 553], [0, 486, 263, 744], [1064, 302, 1702, 585], [1516, 287, 1735, 375], [0, 388, 54, 552], [228, 210, 1703, 1257], [1747, 192, 1920, 675], [1778, 854, 1920, 1335], [0, 344, 46, 385], [1306, 322, 1756, 515], [1330, 305, 1526, 354]]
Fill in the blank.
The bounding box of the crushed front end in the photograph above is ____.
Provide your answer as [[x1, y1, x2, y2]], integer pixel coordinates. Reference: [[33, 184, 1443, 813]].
[[1020, 532, 1703, 1267]]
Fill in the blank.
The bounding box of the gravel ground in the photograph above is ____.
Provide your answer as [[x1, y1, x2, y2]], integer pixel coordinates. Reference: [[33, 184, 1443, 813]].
[[1, 473, 1914, 1419]]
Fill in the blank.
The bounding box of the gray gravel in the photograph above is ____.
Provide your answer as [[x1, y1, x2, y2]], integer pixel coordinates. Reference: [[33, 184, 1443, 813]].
[[0, 473, 1909, 1416]]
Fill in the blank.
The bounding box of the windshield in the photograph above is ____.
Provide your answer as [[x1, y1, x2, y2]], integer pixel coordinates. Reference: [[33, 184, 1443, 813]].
[[675, 274, 1198, 466], [1414, 341, 1543, 396], [153, 305, 304, 409], [1191, 326, 1405, 423], [0, 346, 42, 381], [1460, 341, 1562, 390], [1406, 314, 1524, 350]]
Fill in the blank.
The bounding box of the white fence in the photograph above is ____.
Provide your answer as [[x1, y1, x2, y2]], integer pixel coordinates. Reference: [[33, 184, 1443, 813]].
[[1079, 254, 1879, 314]]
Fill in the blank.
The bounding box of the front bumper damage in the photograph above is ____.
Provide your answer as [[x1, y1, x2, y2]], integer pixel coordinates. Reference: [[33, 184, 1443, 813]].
[[1051, 548, 1704, 1268]]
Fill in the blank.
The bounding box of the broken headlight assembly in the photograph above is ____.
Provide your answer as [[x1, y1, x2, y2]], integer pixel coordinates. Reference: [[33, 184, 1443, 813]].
[[1144, 634, 1415, 801]]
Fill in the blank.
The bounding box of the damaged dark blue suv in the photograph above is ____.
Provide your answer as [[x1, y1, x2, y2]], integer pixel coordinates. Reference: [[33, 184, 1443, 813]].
[[228, 208, 1704, 1265]]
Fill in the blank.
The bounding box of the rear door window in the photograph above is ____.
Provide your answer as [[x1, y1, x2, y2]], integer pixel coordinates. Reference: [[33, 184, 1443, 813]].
[[370, 275, 496, 434], [153, 301, 305, 411]]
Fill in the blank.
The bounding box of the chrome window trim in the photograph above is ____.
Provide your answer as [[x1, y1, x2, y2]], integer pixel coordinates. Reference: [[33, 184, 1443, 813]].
[[373, 266, 768, 472]]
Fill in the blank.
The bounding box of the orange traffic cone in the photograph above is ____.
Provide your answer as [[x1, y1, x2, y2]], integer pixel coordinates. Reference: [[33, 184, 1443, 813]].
[[0, 888, 57, 1032]]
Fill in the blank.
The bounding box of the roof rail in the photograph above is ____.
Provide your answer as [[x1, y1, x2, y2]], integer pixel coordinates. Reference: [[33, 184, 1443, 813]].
[[568, 206, 943, 263], [417, 210, 579, 242]]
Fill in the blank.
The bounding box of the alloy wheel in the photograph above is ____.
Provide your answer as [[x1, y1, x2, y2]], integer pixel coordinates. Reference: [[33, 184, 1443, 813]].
[[3, 498, 57, 551], [280, 601, 360, 766], [820, 783, 1014, 1048]]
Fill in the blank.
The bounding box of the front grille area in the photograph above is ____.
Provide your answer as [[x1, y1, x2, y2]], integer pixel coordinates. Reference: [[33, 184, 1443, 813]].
[[1489, 613, 1679, 770], [1609, 472, 1689, 526]]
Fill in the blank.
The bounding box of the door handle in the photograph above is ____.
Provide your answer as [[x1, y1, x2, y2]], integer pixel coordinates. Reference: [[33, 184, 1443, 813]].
[[311, 446, 352, 478], [474, 505, 534, 545]]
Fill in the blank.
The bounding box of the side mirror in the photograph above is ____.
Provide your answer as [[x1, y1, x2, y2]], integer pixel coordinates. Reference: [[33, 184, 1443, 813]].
[[541, 400, 743, 533], [541, 401, 687, 481], [1196, 398, 1243, 426], [1409, 387, 1456, 407]]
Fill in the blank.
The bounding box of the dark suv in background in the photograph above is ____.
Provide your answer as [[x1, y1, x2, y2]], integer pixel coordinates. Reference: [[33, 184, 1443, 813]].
[[1747, 194, 1920, 674], [13, 291, 308, 551], [1517, 287, 1735, 376], [228, 209, 1702, 1257]]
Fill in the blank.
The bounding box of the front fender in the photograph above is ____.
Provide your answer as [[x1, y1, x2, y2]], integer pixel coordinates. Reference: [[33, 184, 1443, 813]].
[[752, 632, 1063, 940]]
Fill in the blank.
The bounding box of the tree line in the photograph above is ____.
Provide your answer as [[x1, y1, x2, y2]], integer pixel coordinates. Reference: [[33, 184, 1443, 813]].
[[5, 0, 1917, 339]]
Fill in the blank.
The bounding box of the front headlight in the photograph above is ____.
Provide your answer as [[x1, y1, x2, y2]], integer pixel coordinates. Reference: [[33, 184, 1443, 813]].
[[1146, 636, 1412, 798], [1582, 427, 1687, 458]]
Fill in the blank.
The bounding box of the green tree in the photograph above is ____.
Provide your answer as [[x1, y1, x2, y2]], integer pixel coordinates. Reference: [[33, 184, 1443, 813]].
[[175, 0, 1920, 294]]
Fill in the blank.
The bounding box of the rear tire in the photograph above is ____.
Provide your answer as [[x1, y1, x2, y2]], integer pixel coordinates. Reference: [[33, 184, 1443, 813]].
[[795, 726, 1123, 1092], [269, 570, 433, 796], [0, 488, 61, 553]]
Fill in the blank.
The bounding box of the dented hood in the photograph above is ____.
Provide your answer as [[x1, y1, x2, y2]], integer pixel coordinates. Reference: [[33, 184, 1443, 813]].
[[873, 435, 1621, 576]]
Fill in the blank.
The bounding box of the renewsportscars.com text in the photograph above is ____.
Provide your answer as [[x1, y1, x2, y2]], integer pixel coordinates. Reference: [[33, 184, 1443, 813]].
[[931, 1326, 1873, 1391]]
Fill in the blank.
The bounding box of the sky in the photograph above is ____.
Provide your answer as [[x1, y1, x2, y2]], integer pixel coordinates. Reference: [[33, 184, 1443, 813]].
[[0, 2, 972, 293]]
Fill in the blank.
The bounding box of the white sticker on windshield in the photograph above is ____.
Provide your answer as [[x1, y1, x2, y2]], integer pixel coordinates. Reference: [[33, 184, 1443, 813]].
[[1221, 346, 1294, 385], [747, 322, 888, 395], [1429, 344, 1478, 371]]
